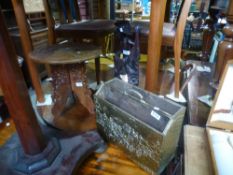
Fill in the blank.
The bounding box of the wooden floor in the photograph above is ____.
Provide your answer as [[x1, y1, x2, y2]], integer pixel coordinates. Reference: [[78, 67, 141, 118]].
[[0, 61, 201, 175]]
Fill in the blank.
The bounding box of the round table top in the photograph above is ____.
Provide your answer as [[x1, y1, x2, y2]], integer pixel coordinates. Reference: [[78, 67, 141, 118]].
[[56, 19, 116, 38], [30, 43, 101, 65]]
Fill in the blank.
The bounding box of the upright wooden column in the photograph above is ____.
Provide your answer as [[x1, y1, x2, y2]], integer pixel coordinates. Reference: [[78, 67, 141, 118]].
[[0, 9, 46, 155], [12, 0, 45, 103], [227, 0, 233, 23], [145, 0, 167, 92]]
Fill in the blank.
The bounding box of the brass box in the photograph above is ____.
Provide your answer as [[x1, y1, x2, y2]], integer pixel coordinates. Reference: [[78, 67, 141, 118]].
[[94, 79, 186, 174]]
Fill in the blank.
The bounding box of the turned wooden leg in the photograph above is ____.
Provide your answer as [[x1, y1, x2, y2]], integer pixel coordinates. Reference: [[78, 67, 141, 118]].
[[51, 64, 73, 117], [12, 0, 45, 103], [145, 0, 167, 92], [69, 63, 95, 114]]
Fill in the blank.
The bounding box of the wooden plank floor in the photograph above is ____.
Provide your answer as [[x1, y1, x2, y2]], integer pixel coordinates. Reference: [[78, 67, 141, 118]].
[[0, 62, 176, 175], [0, 119, 149, 175]]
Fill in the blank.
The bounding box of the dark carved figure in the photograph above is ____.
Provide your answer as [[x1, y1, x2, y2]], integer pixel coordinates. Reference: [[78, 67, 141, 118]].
[[114, 21, 140, 86]]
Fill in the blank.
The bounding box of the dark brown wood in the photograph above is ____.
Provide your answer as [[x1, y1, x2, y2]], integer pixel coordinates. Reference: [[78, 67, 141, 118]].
[[145, 0, 167, 92], [145, 0, 192, 96], [64, 0, 73, 23], [214, 25, 233, 83], [0, 9, 46, 155], [43, 0, 56, 44], [186, 60, 215, 127], [11, 0, 45, 103], [30, 43, 101, 124], [30, 43, 101, 64], [227, 0, 233, 23]]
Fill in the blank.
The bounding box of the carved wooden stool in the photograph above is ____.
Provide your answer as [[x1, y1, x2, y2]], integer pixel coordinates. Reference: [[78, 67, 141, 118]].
[[30, 43, 101, 118]]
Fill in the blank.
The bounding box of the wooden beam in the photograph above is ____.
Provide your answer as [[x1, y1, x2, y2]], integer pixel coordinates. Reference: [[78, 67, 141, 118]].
[[145, 0, 167, 92], [0, 9, 46, 155], [11, 0, 45, 102]]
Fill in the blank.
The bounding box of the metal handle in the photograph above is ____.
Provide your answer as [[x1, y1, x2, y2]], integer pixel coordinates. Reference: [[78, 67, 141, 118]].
[[125, 89, 144, 101]]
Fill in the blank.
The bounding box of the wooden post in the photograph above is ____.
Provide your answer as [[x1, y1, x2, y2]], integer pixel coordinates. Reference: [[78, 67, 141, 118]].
[[11, 0, 45, 102], [0, 9, 46, 155], [145, 0, 167, 92]]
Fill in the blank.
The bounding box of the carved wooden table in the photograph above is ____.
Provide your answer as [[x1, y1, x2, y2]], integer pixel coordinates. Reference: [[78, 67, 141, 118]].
[[30, 43, 101, 118]]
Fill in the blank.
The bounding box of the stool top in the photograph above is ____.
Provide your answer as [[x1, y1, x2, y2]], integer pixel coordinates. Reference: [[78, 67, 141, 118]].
[[56, 19, 115, 38], [30, 43, 101, 65]]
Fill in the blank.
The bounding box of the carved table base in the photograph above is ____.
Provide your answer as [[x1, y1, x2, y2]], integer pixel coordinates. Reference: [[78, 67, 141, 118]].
[[0, 129, 105, 175], [51, 63, 94, 117]]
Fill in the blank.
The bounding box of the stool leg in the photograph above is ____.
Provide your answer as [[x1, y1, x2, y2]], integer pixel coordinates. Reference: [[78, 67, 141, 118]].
[[51, 65, 72, 117], [69, 63, 95, 114], [95, 57, 100, 85]]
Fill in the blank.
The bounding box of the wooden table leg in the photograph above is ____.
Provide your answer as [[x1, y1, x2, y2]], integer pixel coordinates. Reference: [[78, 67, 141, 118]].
[[0, 8, 46, 155], [51, 64, 73, 117], [69, 63, 95, 114], [145, 0, 167, 93]]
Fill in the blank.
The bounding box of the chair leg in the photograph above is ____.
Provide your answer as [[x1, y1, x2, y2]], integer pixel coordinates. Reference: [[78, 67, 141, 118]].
[[95, 57, 100, 85], [174, 54, 180, 98]]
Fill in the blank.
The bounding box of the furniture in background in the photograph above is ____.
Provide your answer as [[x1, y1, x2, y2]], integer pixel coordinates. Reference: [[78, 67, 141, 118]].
[[213, 25, 233, 84], [43, 0, 115, 84], [11, 0, 47, 103], [145, 0, 192, 100], [144, 0, 167, 93], [12, 0, 103, 132], [186, 60, 215, 126], [1, 0, 48, 89], [30, 43, 101, 116]]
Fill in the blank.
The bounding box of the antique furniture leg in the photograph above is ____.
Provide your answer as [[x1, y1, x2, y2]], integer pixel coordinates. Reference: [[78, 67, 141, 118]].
[[213, 25, 233, 84], [95, 57, 101, 85], [145, 0, 167, 92], [69, 63, 95, 114], [12, 0, 45, 103], [51, 65, 73, 117]]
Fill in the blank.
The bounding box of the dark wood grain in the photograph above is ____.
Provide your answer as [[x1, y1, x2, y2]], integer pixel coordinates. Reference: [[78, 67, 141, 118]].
[[30, 43, 101, 64], [186, 61, 215, 127], [213, 25, 233, 83], [0, 9, 46, 155], [11, 0, 45, 102]]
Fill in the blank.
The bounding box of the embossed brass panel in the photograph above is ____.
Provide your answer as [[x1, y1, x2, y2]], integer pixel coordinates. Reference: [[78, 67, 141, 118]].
[[95, 78, 186, 174]]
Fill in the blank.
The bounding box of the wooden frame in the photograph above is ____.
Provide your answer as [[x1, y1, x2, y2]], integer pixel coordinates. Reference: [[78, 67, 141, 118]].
[[207, 60, 233, 131], [206, 127, 233, 175]]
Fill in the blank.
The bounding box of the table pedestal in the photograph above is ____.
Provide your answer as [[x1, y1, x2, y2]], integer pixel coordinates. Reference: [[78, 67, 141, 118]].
[[51, 63, 94, 117]]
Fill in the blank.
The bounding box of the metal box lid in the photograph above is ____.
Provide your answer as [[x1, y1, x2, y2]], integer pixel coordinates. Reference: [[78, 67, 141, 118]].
[[95, 78, 184, 133]]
